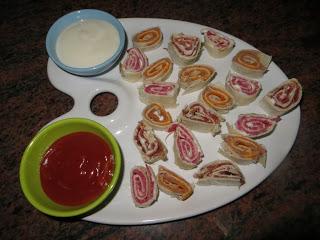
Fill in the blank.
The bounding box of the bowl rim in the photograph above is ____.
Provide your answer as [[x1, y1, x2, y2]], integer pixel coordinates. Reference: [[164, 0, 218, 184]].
[[19, 117, 122, 217], [45, 9, 126, 75]]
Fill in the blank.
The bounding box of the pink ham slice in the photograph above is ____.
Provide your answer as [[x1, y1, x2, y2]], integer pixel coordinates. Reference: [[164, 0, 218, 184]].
[[168, 123, 203, 168], [270, 80, 301, 109], [234, 113, 280, 138], [122, 48, 148, 72], [206, 30, 231, 49], [194, 160, 245, 186], [133, 121, 167, 163], [144, 82, 176, 96], [130, 165, 158, 207], [260, 78, 302, 116], [228, 74, 261, 96], [182, 102, 221, 124], [172, 34, 200, 57]]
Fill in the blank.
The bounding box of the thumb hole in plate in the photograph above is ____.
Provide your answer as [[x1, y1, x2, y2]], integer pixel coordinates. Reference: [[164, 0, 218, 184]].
[[90, 92, 118, 116]]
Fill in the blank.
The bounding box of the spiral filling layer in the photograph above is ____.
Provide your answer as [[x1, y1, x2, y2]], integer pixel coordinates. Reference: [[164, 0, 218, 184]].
[[182, 102, 220, 124], [144, 82, 176, 96], [235, 114, 280, 138], [223, 134, 266, 160], [234, 50, 263, 70], [269, 80, 301, 109], [143, 57, 173, 82], [157, 165, 193, 201], [205, 30, 232, 50], [134, 121, 163, 157], [179, 65, 214, 84], [131, 165, 158, 207], [168, 123, 203, 166], [143, 103, 172, 127], [194, 160, 245, 186], [227, 74, 261, 96], [201, 85, 234, 110], [133, 27, 163, 50], [172, 34, 200, 57], [122, 48, 148, 72]]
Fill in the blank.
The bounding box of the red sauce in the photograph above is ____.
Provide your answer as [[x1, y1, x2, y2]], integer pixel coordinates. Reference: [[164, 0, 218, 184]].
[[40, 132, 114, 206]]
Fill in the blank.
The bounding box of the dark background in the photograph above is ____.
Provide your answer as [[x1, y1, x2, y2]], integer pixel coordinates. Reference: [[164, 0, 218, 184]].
[[1, 0, 319, 239]]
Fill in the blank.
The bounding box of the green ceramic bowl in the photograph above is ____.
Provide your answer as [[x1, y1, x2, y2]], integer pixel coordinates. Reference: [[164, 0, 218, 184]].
[[19, 118, 122, 217]]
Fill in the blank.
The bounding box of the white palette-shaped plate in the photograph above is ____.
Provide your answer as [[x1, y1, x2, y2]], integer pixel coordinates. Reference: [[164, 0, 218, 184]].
[[47, 18, 300, 225]]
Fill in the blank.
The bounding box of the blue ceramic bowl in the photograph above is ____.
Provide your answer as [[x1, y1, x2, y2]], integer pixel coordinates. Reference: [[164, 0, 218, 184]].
[[46, 9, 126, 76]]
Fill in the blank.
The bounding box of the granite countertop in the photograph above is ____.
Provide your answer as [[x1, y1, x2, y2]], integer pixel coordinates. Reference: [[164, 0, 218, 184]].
[[1, 0, 320, 239]]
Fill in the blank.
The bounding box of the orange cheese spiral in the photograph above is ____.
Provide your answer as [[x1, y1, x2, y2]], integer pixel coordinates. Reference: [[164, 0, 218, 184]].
[[224, 135, 265, 160], [133, 27, 162, 49], [143, 58, 173, 82], [234, 50, 263, 70], [201, 85, 234, 111], [157, 165, 193, 201], [179, 65, 214, 84], [143, 103, 172, 128]]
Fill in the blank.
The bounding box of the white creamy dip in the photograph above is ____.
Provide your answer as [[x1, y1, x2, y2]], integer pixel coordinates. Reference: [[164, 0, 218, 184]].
[[56, 19, 120, 68]]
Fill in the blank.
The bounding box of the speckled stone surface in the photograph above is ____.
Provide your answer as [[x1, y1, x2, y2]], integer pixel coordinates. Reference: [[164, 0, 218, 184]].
[[1, 0, 320, 239]]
